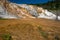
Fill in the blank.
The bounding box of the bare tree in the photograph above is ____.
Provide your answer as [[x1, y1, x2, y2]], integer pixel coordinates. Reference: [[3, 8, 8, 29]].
[[54, 0, 59, 20]]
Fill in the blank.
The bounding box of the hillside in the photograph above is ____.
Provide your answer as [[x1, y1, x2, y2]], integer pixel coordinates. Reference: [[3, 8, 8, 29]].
[[0, 19, 60, 40], [0, 0, 60, 20], [0, 0, 60, 40], [34, 0, 60, 10]]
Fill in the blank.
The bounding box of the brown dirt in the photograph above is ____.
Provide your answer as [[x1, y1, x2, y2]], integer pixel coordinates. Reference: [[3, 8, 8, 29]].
[[0, 18, 60, 40]]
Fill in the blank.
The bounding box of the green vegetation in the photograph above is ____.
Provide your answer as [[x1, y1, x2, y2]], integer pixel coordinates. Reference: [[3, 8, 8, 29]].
[[1, 33, 11, 40], [31, 0, 60, 10], [38, 26, 48, 39]]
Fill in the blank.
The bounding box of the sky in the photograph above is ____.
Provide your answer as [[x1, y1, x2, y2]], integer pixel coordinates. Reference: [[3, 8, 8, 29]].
[[9, 0, 52, 4]]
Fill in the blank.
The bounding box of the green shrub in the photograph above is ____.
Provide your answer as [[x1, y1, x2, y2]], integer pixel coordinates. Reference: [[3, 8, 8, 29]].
[[1, 34, 11, 40]]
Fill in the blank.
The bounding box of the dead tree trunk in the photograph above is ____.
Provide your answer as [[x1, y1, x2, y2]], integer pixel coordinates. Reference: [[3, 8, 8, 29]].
[[56, 10, 58, 20]]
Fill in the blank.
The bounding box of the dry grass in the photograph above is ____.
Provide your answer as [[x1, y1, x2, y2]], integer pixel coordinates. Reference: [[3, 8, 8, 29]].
[[0, 18, 60, 40]]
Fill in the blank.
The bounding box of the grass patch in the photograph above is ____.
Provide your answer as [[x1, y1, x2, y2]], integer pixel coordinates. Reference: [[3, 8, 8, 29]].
[[1, 33, 11, 40], [38, 26, 48, 39]]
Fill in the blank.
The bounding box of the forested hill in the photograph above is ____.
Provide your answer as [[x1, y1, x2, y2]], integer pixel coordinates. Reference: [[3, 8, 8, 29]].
[[31, 1, 60, 10]]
